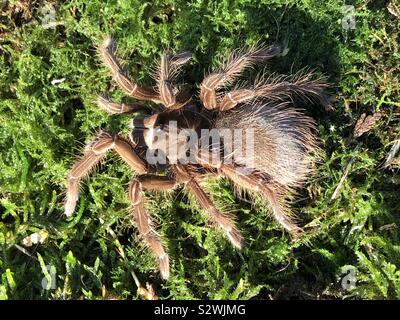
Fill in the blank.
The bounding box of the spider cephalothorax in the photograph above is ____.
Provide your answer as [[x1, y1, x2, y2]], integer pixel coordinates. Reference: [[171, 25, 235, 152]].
[[64, 37, 330, 279]]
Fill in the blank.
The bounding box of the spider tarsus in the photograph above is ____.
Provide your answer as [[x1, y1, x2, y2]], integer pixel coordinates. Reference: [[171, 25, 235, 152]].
[[227, 228, 245, 249], [102, 36, 114, 51], [64, 177, 79, 217], [259, 186, 303, 237], [159, 254, 170, 280]]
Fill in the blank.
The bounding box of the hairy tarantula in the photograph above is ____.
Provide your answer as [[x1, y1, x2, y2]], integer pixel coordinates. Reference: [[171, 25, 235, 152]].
[[64, 37, 330, 280]]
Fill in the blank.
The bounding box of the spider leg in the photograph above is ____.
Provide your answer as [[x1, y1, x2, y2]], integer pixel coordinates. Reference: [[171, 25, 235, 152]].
[[219, 71, 331, 111], [96, 95, 153, 115], [129, 175, 178, 280], [173, 165, 244, 249], [157, 51, 192, 110], [219, 164, 302, 237], [199, 44, 280, 110], [99, 37, 161, 104], [64, 132, 147, 217]]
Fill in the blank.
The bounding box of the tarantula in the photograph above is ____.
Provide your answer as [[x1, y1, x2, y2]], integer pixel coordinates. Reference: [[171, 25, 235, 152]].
[[64, 37, 330, 280]]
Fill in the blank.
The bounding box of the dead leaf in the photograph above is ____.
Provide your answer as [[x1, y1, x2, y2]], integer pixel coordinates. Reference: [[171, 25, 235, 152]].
[[353, 110, 386, 138]]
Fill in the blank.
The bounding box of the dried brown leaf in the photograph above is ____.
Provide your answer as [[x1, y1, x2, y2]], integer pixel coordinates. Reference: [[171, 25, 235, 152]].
[[353, 110, 386, 138]]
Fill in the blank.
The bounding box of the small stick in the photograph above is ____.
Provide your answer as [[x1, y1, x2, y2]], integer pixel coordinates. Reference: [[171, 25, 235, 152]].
[[106, 227, 158, 300], [381, 138, 400, 169], [14, 244, 37, 260]]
